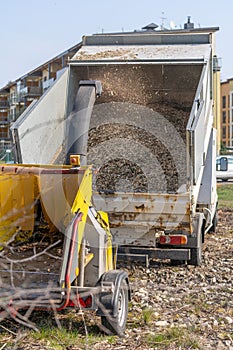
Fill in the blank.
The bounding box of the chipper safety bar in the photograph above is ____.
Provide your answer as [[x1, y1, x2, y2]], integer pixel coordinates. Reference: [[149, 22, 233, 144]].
[[0, 163, 130, 336]]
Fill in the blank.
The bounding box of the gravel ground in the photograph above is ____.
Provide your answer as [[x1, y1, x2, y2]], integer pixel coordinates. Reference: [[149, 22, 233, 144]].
[[0, 208, 232, 350], [93, 208, 233, 350]]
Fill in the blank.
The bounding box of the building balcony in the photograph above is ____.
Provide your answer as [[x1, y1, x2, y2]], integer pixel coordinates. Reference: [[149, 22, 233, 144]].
[[0, 147, 13, 162], [15, 107, 27, 120], [8, 94, 21, 105], [42, 78, 54, 91], [0, 119, 10, 125], [0, 140, 11, 149], [0, 100, 9, 108], [20, 86, 42, 98], [0, 134, 10, 140]]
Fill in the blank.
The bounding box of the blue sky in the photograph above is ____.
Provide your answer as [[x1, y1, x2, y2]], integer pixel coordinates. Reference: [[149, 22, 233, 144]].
[[0, 0, 232, 87]]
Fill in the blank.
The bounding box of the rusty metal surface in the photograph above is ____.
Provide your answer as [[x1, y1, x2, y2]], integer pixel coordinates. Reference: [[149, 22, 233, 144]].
[[93, 192, 191, 246]]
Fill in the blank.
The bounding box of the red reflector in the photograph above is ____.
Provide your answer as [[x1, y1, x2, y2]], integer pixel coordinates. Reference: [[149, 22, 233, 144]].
[[78, 296, 92, 308], [160, 236, 171, 244], [160, 235, 187, 245], [68, 295, 92, 308], [85, 295, 92, 308]]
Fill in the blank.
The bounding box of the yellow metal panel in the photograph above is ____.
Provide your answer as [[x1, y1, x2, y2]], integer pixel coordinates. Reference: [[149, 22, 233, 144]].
[[0, 175, 15, 244], [71, 168, 92, 215], [71, 167, 92, 256], [97, 210, 113, 271], [0, 174, 35, 244], [20, 175, 36, 231], [62, 173, 79, 215], [37, 172, 80, 232]]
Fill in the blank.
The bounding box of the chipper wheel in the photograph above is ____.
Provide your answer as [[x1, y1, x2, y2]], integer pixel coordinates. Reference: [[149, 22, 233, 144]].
[[97, 270, 130, 337]]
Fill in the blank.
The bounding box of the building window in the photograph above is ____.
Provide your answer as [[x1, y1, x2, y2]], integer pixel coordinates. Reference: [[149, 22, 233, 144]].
[[222, 126, 226, 139], [222, 95, 226, 108], [222, 111, 226, 123], [9, 108, 16, 122], [0, 129, 9, 138]]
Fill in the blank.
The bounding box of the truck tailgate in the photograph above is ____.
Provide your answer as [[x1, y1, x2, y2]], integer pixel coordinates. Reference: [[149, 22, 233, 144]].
[[93, 192, 191, 246]]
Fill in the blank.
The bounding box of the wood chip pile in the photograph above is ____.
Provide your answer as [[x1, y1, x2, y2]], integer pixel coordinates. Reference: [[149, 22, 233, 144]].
[[85, 64, 200, 193]]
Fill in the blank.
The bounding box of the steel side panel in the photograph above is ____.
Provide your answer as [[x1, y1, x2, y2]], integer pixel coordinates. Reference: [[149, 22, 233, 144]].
[[198, 128, 217, 207], [118, 247, 191, 261], [83, 33, 212, 46], [11, 68, 69, 165], [93, 192, 191, 245]]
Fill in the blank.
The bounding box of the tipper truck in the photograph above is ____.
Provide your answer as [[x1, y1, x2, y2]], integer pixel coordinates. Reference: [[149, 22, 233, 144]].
[[10, 26, 218, 269]]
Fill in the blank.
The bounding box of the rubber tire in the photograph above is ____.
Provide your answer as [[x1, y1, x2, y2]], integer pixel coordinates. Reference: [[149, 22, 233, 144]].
[[101, 279, 128, 337], [189, 247, 202, 266], [170, 260, 186, 266], [209, 210, 218, 233]]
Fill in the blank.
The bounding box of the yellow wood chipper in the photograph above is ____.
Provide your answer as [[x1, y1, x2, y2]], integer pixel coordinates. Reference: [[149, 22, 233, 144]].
[[0, 161, 130, 336]]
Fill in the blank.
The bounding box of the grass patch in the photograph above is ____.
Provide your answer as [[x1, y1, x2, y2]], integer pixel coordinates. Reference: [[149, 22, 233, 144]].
[[0, 326, 117, 350], [142, 307, 155, 325], [30, 327, 115, 349], [147, 327, 201, 349], [0, 312, 118, 350], [217, 184, 233, 208]]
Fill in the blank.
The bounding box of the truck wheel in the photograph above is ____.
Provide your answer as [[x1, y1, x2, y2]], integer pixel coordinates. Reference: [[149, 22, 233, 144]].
[[189, 247, 202, 266], [209, 210, 218, 233], [101, 278, 128, 336], [170, 259, 186, 266]]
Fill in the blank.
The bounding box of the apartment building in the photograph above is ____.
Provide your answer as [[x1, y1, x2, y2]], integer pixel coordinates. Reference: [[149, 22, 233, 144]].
[[0, 88, 10, 157], [0, 42, 81, 161], [220, 78, 233, 150]]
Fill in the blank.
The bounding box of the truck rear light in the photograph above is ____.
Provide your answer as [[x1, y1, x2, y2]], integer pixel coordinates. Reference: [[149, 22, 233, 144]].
[[159, 235, 187, 245]]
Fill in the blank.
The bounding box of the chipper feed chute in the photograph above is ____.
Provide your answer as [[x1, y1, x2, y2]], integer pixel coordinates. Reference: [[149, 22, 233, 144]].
[[0, 164, 130, 336]]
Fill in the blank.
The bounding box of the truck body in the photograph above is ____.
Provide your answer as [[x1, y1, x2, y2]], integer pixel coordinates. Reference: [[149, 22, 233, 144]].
[[10, 28, 218, 266]]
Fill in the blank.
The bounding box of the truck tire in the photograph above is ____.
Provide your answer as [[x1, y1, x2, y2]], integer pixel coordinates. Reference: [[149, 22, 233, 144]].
[[209, 210, 218, 233], [189, 247, 202, 266], [101, 278, 128, 336], [188, 213, 204, 266], [170, 259, 186, 266]]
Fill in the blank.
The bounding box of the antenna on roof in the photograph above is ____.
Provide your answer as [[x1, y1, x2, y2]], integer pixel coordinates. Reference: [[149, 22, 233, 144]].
[[160, 11, 167, 30]]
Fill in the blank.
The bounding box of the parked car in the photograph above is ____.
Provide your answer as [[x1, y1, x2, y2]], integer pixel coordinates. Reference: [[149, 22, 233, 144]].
[[216, 155, 233, 181]]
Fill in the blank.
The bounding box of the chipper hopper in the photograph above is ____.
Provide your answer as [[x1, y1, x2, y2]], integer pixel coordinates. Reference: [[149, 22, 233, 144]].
[[0, 163, 130, 336]]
